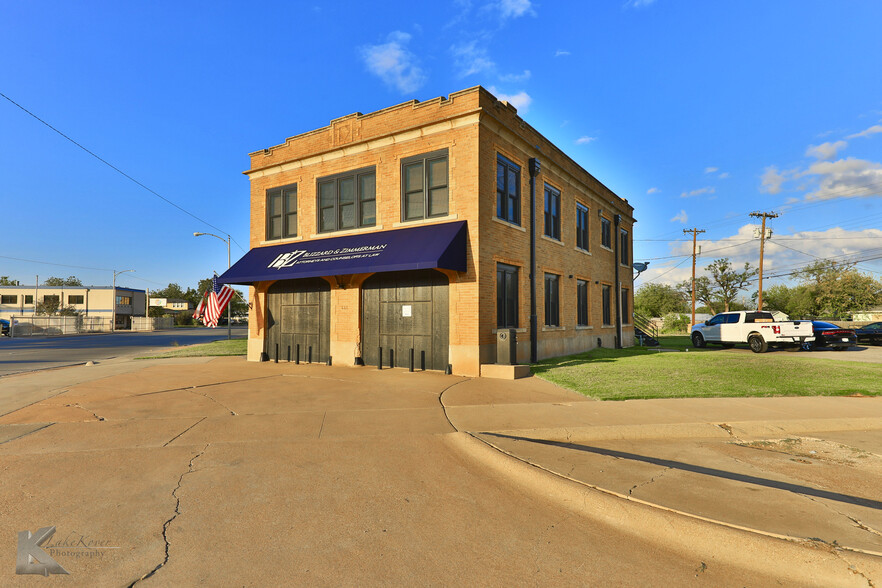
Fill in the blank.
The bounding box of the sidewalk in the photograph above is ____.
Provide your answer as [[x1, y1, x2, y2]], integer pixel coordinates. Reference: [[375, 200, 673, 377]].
[[1, 357, 880, 585]]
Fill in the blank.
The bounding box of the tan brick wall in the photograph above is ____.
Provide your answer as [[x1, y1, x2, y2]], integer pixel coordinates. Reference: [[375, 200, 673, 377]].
[[243, 86, 634, 374]]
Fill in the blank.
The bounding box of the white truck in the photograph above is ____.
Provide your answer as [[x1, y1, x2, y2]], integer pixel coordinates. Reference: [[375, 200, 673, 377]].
[[690, 311, 814, 353]]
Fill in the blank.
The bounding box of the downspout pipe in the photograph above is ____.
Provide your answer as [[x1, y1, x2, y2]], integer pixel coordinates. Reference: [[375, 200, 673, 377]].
[[528, 158, 541, 364], [614, 213, 622, 349]]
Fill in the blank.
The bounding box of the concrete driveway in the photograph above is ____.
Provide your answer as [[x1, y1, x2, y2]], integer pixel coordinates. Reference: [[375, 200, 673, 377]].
[[1, 357, 880, 586]]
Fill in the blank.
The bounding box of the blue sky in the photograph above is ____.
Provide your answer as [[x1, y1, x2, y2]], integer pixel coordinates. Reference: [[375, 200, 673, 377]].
[[2, 1, 881, 295]]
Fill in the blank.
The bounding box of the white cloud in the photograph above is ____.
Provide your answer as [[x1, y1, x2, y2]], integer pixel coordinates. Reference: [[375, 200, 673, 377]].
[[801, 157, 882, 200], [554, 50, 571, 57], [670, 210, 688, 223], [575, 136, 597, 145], [847, 124, 882, 139], [760, 166, 788, 194], [680, 186, 715, 198], [718, 172, 730, 179], [624, 0, 656, 7], [805, 140, 848, 160], [704, 167, 718, 174], [646, 187, 659, 194], [495, 0, 535, 18], [488, 86, 532, 113], [499, 69, 531, 83], [451, 41, 495, 77], [361, 31, 426, 93]]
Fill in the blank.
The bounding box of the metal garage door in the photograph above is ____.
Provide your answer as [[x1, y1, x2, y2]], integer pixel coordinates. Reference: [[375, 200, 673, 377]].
[[361, 269, 449, 371], [265, 278, 331, 363]]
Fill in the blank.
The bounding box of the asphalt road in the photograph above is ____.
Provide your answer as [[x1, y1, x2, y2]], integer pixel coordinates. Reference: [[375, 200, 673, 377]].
[[0, 327, 248, 377]]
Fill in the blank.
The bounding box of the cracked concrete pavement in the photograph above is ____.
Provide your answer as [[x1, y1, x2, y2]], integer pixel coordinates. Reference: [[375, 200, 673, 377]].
[[1, 356, 881, 585]]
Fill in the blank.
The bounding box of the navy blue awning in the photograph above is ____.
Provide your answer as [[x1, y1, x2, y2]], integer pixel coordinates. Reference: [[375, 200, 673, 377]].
[[218, 221, 467, 285]]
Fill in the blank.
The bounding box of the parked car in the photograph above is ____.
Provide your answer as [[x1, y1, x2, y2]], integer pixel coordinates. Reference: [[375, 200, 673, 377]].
[[690, 310, 814, 353], [801, 321, 856, 351], [855, 321, 882, 346], [0, 319, 9, 336]]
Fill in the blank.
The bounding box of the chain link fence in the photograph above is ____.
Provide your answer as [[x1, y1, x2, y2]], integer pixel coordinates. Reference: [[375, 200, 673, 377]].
[[9, 315, 172, 337]]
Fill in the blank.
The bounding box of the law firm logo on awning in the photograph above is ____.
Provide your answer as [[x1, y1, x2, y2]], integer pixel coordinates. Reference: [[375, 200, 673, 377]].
[[268, 250, 308, 269], [16, 526, 70, 576]]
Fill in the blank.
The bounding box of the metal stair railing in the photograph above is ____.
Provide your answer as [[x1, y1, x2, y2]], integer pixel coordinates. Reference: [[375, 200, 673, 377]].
[[633, 313, 659, 340]]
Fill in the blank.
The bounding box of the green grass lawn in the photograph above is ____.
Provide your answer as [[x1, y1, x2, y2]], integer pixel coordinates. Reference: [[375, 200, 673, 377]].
[[532, 337, 881, 400], [137, 338, 247, 359]]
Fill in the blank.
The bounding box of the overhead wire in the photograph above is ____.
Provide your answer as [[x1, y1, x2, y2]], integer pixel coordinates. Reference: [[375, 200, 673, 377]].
[[0, 91, 247, 254]]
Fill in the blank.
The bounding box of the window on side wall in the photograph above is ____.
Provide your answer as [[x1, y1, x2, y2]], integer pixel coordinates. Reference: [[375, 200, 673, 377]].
[[544, 273, 560, 326], [620, 228, 629, 265], [601, 217, 611, 249], [68, 295, 84, 305], [266, 184, 298, 240], [576, 203, 589, 251], [317, 168, 376, 233], [0, 295, 16, 304], [621, 287, 630, 324], [602, 284, 612, 326], [577, 280, 589, 326], [544, 184, 561, 240], [496, 155, 521, 225], [497, 263, 519, 328], [402, 150, 448, 221]]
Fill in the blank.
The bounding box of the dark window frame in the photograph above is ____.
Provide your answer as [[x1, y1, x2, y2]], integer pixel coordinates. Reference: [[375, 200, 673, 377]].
[[544, 273, 560, 327], [1, 294, 17, 304], [577, 280, 589, 326], [496, 154, 521, 225], [576, 203, 590, 251], [621, 287, 630, 324], [266, 183, 298, 240], [496, 263, 519, 329], [43, 295, 60, 305], [544, 184, 561, 240], [24, 295, 33, 304], [401, 149, 449, 221], [316, 167, 377, 233], [620, 228, 629, 265], [601, 284, 612, 326], [601, 216, 612, 249], [68, 295, 84, 305]]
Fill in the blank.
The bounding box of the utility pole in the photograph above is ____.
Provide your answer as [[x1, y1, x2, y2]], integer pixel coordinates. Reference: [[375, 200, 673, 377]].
[[749, 211, 778, 310], [683, 228, 705, 327]]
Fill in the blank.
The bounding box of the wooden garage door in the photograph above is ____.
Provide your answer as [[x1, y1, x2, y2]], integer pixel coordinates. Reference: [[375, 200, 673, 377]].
[[361, 269, 449, 371], [265, 278, 330, 363]]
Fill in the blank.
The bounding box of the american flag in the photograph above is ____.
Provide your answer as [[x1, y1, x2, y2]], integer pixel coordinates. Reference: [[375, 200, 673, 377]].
[[193, 292, 208, 322], [204, 275, 235, 328]]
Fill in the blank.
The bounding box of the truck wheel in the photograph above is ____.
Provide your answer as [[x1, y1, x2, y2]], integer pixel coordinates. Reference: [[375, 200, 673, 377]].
[[691, 332, 706, 348], [748, 334, 768, 353]]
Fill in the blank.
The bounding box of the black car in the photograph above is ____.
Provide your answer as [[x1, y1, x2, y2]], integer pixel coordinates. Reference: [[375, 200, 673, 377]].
[[802, 321, 856, 351], [855, 321, 882, 346]]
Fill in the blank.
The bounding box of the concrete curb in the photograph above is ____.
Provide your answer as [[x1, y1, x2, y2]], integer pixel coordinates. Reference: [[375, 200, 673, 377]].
[[477, 417, 882, 443], [445, 431, 882, 586]]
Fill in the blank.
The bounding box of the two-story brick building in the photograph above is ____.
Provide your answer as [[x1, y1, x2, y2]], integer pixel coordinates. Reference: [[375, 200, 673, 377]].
[[219, 86, 635, 377]]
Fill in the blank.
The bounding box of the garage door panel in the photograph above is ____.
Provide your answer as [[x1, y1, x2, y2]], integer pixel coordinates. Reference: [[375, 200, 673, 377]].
[[362, 269, 448, 371], [266, 278, 330, 363]]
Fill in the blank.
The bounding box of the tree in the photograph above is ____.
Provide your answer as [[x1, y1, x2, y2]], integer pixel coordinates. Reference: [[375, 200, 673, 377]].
[[706, 258, 757, 312], [153, 283, 187, 300], [35, 296, 77, 316], [677, 275, 718, 315], [0, 276, 20, 286], [43, 276, 83, 286], [634, 283, 688, 317], [794, 261, 882, 318]]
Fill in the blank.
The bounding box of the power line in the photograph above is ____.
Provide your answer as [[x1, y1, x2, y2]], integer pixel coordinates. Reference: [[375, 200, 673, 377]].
[[0, 91, 247, 254]]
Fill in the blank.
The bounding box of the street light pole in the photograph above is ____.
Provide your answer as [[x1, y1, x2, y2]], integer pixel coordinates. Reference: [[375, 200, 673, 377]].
[[112, 269, 135, 332], [194, 232, 232, 340]]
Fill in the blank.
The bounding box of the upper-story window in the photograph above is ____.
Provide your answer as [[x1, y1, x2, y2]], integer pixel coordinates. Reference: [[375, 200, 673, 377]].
[[496, 154, 521, 225], [576, 203, 589, 251], [544, 184, 561, 240], [601, 216, 612, 249], [1, 295, 17, 304], [68, 295, 84, 305], [620, 228, 629, 265], [402, 150, 448, 221], [266, 184, 298, 240], [317, 168, 376, 233]]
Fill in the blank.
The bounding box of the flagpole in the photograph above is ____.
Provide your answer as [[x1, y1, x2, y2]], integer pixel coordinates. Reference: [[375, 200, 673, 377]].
[[194, 232, 232, 340]]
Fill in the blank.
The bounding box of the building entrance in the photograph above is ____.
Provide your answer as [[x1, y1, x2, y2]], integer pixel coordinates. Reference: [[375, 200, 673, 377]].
[[265, 278, 331, 363]]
